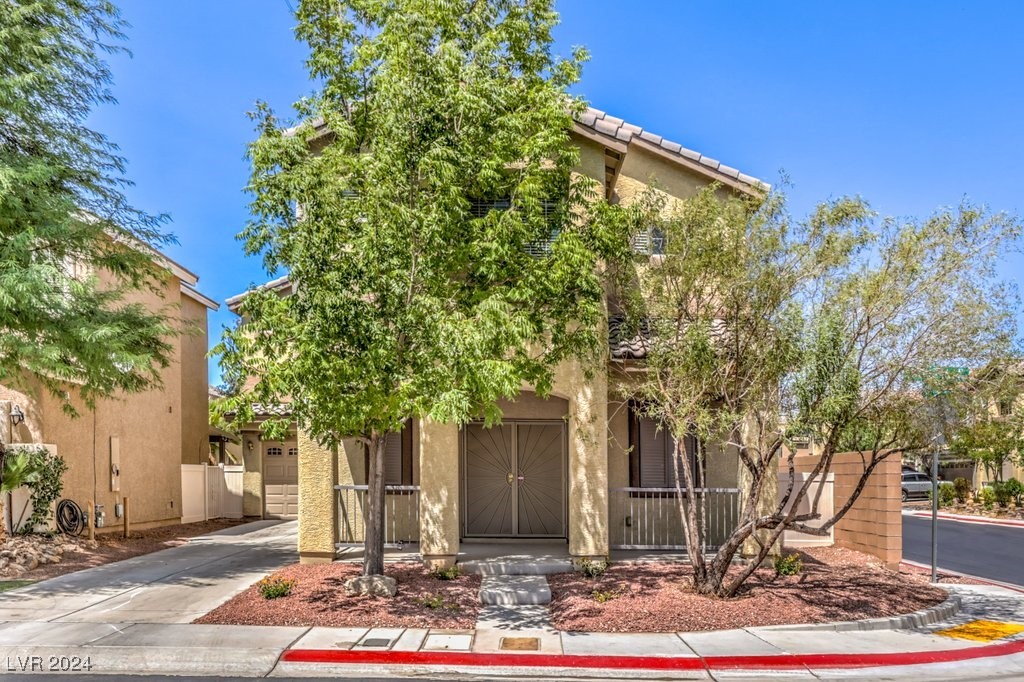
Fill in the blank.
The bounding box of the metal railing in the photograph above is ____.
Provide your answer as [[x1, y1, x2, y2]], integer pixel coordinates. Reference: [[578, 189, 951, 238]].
[[609, 487, 741, 550], [335, 484, 420, 548]]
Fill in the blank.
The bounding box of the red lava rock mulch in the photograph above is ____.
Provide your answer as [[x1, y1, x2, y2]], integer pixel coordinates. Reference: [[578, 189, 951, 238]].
[[195, 562, 480, 629], [13, 518, 250, 582], [549, 546, 951, 633]]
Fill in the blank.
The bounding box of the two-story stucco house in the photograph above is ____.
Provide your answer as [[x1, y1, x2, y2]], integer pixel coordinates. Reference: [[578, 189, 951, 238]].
[[0, 249, 219, 531], [228, 108, 767, 567]]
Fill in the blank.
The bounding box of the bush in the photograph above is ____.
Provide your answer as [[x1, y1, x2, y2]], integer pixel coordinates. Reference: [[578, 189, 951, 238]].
[[418, 592, 460, 611], [938, 481, 956, 507], [429, 565, 460, 580], [257, 575, 296, 599], [1004, 478, 1024, 506], [592, 589, 619, 603], [13, 445, 67, 533], [992, 481, 1012, 508], [980, 486, 996, 509], [953, 477, 971, 504], [576, 558, 608, 578], [774, 553, 802, 576]]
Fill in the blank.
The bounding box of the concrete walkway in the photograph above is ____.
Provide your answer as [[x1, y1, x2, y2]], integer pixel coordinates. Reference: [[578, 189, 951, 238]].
[[1, 530, 1023, 679]]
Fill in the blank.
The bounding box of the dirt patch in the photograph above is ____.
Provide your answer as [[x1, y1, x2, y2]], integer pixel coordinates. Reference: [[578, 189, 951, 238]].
[[195, 562, 480, 629], [6, 518, 250, 582], [549, 547, 950, 633]]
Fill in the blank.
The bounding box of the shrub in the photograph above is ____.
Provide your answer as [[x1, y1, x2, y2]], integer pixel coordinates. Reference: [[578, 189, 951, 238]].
[[992, 481, 1012, 508], [980, 486, 996, 509], [1004, 478, 1024, 506], [938, 481, 956, 507], [592, 589, 619, 603], [953, 477, 971, 504], [429, 565, 461, 580], [9, 445, 66, 533], [257, 575, 296, 599], [576, 558, 608, 578], [418, 592, 460, 611], [774, 553, 802, 576]]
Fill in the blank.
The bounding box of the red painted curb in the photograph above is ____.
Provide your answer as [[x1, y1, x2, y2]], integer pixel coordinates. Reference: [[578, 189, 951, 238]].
[[281, 639, 1024, 671], [910, 511, 1024, 528]]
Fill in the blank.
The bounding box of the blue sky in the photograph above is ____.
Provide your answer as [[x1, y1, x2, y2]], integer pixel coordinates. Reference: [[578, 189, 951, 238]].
[[89, 1, 1024, 385]]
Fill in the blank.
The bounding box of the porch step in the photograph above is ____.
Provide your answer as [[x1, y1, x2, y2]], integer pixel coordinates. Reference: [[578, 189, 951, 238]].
[[479, 575, 551, 606], [460, 557, 572, 576]]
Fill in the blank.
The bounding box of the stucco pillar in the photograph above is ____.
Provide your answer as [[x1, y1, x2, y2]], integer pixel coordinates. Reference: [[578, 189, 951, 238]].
[[560, 362, 609, 560], [0, 401, 11, 447], [738, 418, 780, 560], [241, 431, 263, 518], [297, 430, 338, 563], [418, 418, 459, 569]]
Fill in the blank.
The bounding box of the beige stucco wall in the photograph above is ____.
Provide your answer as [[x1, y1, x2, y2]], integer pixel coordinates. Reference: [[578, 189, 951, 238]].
[[297, 430, 339, 563], [180, 295, 210, 465], [0, 273, 190, 528]]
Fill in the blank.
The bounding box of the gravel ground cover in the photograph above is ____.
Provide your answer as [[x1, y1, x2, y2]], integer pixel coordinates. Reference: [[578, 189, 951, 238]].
[[196, 562, 480, 629], [548, 546, 951, 632], [1, 518, 249, 582]]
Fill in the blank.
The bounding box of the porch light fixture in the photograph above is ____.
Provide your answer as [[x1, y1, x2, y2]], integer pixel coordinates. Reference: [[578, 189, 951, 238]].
[[9, 405, 24, 426]]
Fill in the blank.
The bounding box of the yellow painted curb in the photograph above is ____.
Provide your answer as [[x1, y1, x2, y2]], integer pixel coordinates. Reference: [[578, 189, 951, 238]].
[[935, 619, 1024, 642]]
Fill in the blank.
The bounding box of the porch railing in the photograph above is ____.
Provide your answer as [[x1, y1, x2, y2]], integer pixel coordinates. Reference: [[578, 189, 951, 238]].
[[335, 484, 420, 548], [609, 487, 741, 550]]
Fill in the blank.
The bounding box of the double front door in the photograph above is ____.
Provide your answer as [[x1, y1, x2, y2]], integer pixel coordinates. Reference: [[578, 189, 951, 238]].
[[462, 421, 567, 538]]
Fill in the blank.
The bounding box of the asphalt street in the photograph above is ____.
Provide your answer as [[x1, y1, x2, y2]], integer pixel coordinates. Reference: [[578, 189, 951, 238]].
[[903, 514, 1024, 587]]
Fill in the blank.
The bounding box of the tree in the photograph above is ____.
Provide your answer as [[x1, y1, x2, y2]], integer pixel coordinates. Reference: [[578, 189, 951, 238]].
[[0, 2, 176, 488], [217, 0, 630, 578], [615, 184, 1020, 597], [952, 415, 1024, 483]]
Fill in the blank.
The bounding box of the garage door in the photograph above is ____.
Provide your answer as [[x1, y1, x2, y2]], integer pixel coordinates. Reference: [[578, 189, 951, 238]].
[[264, 441, 298, 519]]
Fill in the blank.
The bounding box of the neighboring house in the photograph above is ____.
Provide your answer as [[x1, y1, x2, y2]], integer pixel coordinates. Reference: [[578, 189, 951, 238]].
[[227, 108, 769, 566], [0, 250, 218, 531]]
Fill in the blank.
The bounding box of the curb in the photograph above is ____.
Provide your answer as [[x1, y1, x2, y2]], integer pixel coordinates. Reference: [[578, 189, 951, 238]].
[[900, 559, 1024, 594], [758, 593, 962, 632], [280, 638, 1024, 672], [908, 511, 1024, 528]]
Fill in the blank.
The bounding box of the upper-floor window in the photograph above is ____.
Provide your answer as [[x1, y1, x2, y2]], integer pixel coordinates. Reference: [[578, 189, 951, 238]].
[[631, 226, 666, 256], [469, 198, 560, 257], [998, 398, 1015, 417]]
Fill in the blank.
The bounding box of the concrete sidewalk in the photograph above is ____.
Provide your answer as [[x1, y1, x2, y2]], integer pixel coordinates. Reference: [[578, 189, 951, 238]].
[[0, 528, 1023, 679]]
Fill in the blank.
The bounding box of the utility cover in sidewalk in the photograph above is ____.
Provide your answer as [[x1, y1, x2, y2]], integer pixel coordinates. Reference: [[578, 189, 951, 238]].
[[361, 638, 391, 647], [935, 619, 1024, 642], [500, 636, 540, 651]]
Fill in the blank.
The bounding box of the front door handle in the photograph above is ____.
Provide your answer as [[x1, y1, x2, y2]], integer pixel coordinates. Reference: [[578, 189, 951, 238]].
[[506, 472, 514, 485]]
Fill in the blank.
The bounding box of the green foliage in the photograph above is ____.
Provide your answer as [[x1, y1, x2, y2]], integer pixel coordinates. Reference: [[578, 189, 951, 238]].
[[1004, 477, 1023, 505], [429, 565, 461, 581], [418, 592, 460, 611], [0, 451, 43, 496], [257, 575, 296, 599], [980, 486, 997, 509], [576, 558, 608, 578], [774, 553, 803, 576], [0, 0, 178, 412], [991, 481, 1012, 508], [952, 417, 1024, 484], [591, 589, 619, 603], [217, 0, 638, 574], [953, 477, 971, 504], [14, 446, 67, 532], [937, 481, 956, 507]]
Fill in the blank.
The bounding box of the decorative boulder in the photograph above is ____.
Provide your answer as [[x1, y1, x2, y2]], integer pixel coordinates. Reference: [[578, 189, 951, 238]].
[[344, 574, 397, 598]]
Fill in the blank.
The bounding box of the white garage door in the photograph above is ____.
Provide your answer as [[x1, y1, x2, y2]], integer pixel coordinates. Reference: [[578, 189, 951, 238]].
[[264, 441, 298, 519]]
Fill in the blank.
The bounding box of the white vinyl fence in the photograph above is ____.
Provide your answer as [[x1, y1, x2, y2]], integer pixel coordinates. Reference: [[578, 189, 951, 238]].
[[181, 464, 244, 523]]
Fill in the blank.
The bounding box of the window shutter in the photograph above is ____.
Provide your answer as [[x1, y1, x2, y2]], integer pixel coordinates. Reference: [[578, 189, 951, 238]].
[[639, 418, 669, 487], [383, 431, 404, 486]]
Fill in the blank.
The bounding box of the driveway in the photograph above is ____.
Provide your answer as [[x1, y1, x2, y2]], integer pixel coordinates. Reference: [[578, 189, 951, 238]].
[[903, 514, 1024, 587], [0, 519, 297, 624]]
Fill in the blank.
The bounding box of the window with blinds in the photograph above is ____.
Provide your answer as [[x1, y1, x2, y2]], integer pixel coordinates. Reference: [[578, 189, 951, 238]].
[[469, 197, 560, 256], [629, 406, 699, 490]]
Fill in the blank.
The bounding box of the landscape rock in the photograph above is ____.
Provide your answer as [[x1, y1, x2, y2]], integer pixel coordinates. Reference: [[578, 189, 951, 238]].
[[344, 574, 397, 598]]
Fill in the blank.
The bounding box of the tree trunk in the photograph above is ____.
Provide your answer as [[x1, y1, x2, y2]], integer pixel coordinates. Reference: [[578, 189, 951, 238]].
[[670, 435, 706, 585], [363, 432, 387, 576]]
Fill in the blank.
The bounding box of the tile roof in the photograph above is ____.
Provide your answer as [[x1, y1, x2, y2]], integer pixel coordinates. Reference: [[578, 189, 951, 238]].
[[575, 107, 767, 191], [609, 316, 650, 360]]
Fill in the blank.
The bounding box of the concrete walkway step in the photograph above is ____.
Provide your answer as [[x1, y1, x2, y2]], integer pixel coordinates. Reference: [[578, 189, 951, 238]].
[[460, 557, 572, 576], [479, 575, 551, 605]]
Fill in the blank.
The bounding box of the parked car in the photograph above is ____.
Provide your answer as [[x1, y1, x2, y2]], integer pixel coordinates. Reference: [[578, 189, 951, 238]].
[[901, 471, 934, 502]]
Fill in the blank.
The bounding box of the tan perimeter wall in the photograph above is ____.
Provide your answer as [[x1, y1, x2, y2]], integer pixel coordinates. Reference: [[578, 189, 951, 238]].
[[782, 452, 901, 569]]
